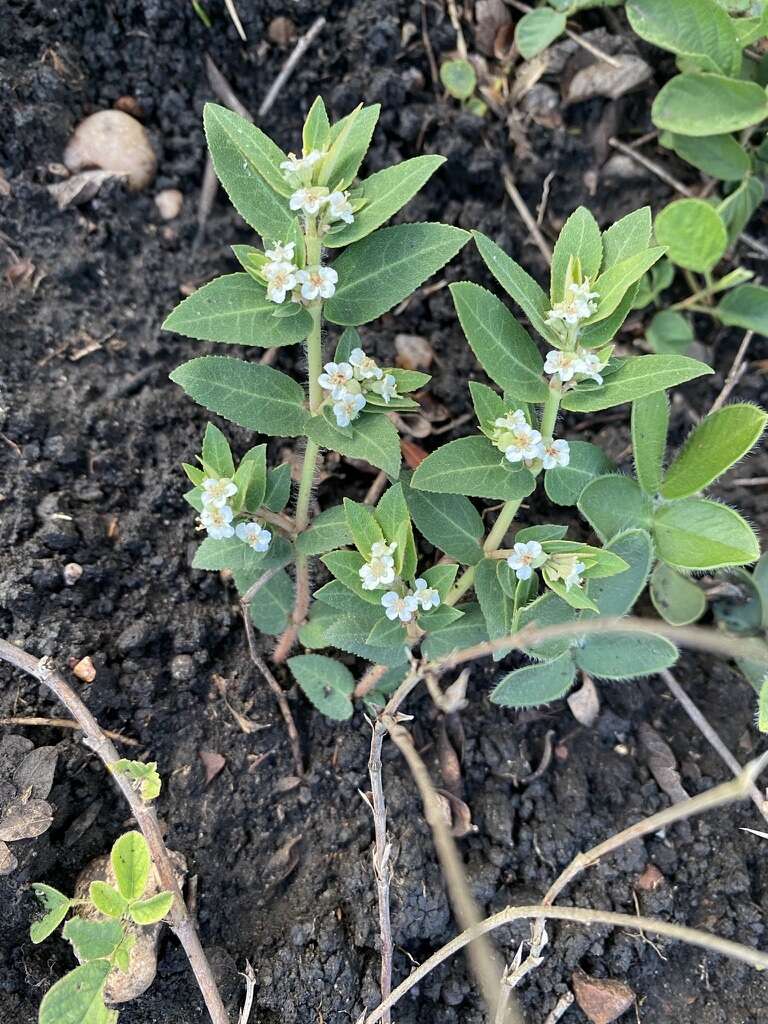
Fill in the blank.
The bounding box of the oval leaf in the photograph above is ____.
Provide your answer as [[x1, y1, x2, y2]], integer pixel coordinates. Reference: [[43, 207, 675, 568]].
[[411, 435, 536, 500], [111, 831, 150, 902], [544, 440, 615, 506], [627, 0, 741, 77], [30, 884, 71, 944], [88, 882, 128, 920], [718, 284, 768, 336], [288, 654, 355, 720], [39, 961, 114, 1024], [653, 498, 760, 569], [574, 632, 678, 679], [650, 563, 707, 626], [491, 652, 576, 708], [129, 891, 174, 926], [561, 355, 712, 412], [654, 199, 727, 273], [652, 74, 768, 136]]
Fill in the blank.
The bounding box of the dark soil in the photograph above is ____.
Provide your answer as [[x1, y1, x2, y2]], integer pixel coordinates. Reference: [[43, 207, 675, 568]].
[[2, 2, 768, 1023]]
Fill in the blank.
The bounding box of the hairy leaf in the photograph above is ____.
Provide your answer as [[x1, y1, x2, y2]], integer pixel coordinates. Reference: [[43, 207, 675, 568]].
[[551, 207, 603, 302], [654, 498, 760, 569], [562, 355, 711, 412], [632, 391, 669, 494], [491, 652, 576, 708], [411, 435, 536, 500], [650, 563, 707, 625], [544, 440, 614, 506], [654, 199, 728, 273]]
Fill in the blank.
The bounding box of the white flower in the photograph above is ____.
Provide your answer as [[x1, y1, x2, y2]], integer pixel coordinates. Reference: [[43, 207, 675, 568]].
[[359, 555, 396, 591], [297, 265, 338, 300], [381, 591, 419, 622], [200, 503, 234, 540], [413, 578, 440, 610], [289, 186, 329, 215], [575, 350, 604, 385], [349, 347, 383, 381], [546, 279, 599, 326], [280, 150, 323, 176], [327, 190, 354, 224], [371, 540, 397, 560], [235, 521, 272, 553], [370, 374, 398, 404], [264, 261, 297, 304], [333, 390, 366, 427], [494, 410, 527, 432], [201, 477, 238, 508], [264, 241, 295, 263], [506, 540, 547, 581], [318, 361, 354, 399], [564, 560, 586, 591], [544, 349, 582, 383], [540, 438, 570, 470], [503, 422, 543, 464]]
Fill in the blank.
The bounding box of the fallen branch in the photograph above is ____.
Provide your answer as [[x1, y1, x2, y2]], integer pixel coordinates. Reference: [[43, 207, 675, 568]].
[[365, 721, 394, 1024], [0, 715, 139, 746]]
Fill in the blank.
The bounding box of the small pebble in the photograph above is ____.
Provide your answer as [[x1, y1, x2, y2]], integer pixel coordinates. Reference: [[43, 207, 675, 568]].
[[64, 110, 157, 191], [62, 562, 83, 586], [73, 656, 96, 683], [572, 970, 635, 1024], [155, 188, 183, 220], [114, 96, 144, 119], [636, 864, 664, 892], [268, 16, 296, 45]]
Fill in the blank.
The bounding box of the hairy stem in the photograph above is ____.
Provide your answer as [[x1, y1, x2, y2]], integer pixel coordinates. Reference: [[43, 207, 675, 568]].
[[367, 722, 394, 1024], [446, 498, 522, 606]]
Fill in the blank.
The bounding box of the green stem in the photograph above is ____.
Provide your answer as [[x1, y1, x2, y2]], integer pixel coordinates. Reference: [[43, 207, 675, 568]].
[[445, 498, 522, 606], [295, 225, 324, 533], [539, 379, 562, 439]]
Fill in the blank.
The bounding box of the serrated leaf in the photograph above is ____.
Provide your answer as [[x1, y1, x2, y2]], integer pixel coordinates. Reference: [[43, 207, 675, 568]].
[[303, 96, 330, 151], [601, 207, 652, 270], [249, 569, 293, 635], [129, 891, 174, 926], [39, 961, 115, 1024], [321, 550, 382, 604], [475, 558, 514, 661], [718, 284, 768, 336], [491, 651, 575, 708], [577, 474, 654, 542], [632, 391, 669, 494], [88, 882, 128, 919], [204, 104, 294, 239], [344, 498, 385, 558], [192, 534, 292, 581], [585, 529, 654, 617], [62, 918, 124, 962], [660, 132, 751, 181], [473, 231, 557, 343], [30, 884, 71, 943], [626, 0, 741, 77], [450, 283, 547, 402], [325, 223, 468, 326], [264, 463, 292, 512], [422, 604, 489, 660], [323, 613, 409, 667], [652, 74, 768, 136], [402, 478, 484, 565], [544, 440, 614, 506], [646, 310, 694, 355], [367, 615, 408, 647], [326, 156, 445, 247], [423, 564, 460, 597], [654, 199, 727, 273], [322, 103, 380, 189], [201, 422, 234, 478], [171, 357, 308, 437], [163, 274, 311, 347], [411, 435, 536, 500], [653, 498, 760, 569], [575, 632, 678, 679], [661, 403, 767, 498], [469, 381, 509, 434], [305, 412, 401, 477], [650, 563, 707, 625], [514, 7, 566, 59], [561, 354, 712, 412], [296, 506, 352, 555], [111, 831, 149, 902], [587, 247, 666, 324], [551, 207, 603, 303], [375, 483, 417, 578]]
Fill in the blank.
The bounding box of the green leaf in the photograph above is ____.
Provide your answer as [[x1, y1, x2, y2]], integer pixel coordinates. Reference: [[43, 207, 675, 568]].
[[661, 403, 767, 498], [30, 884, 71, 943], [585, 529, 654, 617], [654, 199, 728, 273], [551, 207, 603, 303], [646, 310, 694, 355], [578, 474, 654, 542], [759, 678, 768, 732], [544, 440, 614, 506], [561, 355, 712, 412], [580, 287, 639, 347], [587, 247, 666, 324], [322, 103, 380, 190], [39, 961, 115, 1024], [717, 177, 764, 243], [303, 96, 331, 151], [660, 132, 751, 181], [325, 156, 445, 247], [249, 569, 293, 635], [411, 435, 536, 500], [62, 918, 124, 961], [718, 284, 768, 336], [653, 498, 760, 569], [402, 478, 484, 565], [491, 651, 576, 708], [129, 891, 174, 926], [423, 564, 460, 597], [238, 444, 267, 511], [162, 274, 311, 347], [422, 604, 489, 660], [514, 7, 567, 59], [650, 562, 707, 625], [264, 464, 292, 512], [296, 506, 352, 555], [171, 357, 308, 437], [193, 534, 292, 581], [321, 550, 382, 604], [305, 413, 401, 478], [201, 422, 234, 477], [516, 525, 569, 544], [110, 831, 150, 902], [440, 58, 477, 99], [632, 391, 669, 494], [574, 632, 678, 679], [544, 575, 599, 613], [323, 613, 409, 667], [375, 483, 417, 578], [469, 381, 510, 434], [344, 498, 385, 558], [325, 223, 469, 326], [473, 231, 557, 343], [652, 74, 768, 136], [712, 567, 764, 634], [367, 615, 407, 647], [203, 104, 293, 240], [626, 0, 741, 76], [314, 580, 373, 612], [88, 882, 128, 919], [474, 558, 514, 661], [450, 283, 548, 402], [601, 208, 653, 270]]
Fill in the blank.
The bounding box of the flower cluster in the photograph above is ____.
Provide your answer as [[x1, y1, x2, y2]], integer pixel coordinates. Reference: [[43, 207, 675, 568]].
[[262, 240, 339, 306], [490, 410, 570, 470], [382, 578, 441, 622], [506, 541, 585, 592], [318, 348, 400, 427], [198, 477, 272, 552], [359, 540, 397, 590], [544, 348, 604, 386], [546, 279, 599, 328]]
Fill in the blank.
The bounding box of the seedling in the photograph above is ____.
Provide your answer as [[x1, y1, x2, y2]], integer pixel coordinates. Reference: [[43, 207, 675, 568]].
[[30, 830, 174, 1024], [514, 0, 622, 60], [439, 59, 487, 115]]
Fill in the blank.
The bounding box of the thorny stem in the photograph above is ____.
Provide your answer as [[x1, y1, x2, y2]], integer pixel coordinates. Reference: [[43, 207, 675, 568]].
[[367, 721, 394, 1024], [0, 637, 230, 1024]]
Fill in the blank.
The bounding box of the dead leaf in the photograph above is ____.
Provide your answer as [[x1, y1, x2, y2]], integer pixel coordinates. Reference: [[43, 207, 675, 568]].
[[274, 775, 302, 794], [572, 969, 635, 1024], [636, 864, 664, 892], [0, 169, 11, 197], [199, 750, 226, 785], [5, 258, 35, 288], [0, 841, 17, 875], [437, 720, 464, 799], [395, 333, 434, 370], [567, 674, 600, 727], [435, 788, 477, 838], [565, 54, 652, 104], [474, 0, 512, 57], [12, 746, 58, 801], [0, 799, 54, 841], [639, 723, 689, 804], [401, 440, 428, 469], [48, 170, 125, 210], [265, 836, 301, 885]]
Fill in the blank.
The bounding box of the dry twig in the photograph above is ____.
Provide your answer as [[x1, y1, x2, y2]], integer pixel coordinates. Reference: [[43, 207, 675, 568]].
[[0, 715, 139, 746], [501, 166, 553, 262], [708, 331, 754, 415], [366, 721, 394, 1024]]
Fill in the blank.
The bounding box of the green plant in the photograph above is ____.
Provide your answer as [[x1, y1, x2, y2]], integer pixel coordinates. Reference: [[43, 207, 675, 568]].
[[30, 830, 174, 1024], [439, 58, 487, 115], [514, 0, 622, 60]]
